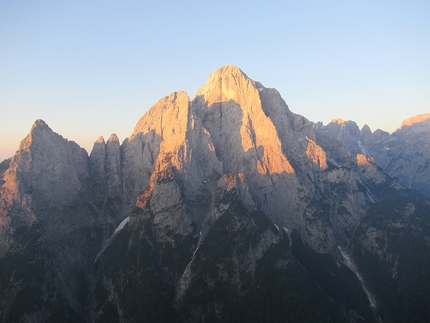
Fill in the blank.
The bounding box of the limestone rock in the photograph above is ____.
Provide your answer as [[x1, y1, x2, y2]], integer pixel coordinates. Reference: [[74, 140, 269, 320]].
[[399, 113, 430, 129], [89, 136, 107, 204], [194, 65, 295, 175], [0, 120, 91, 253], [13, 119, 88, 208], [2, 66, 430, 322], [105, 134, 122, 204], [89, 133, 124, 229], [0, 120, 104, 321], [122, 64, 396, 254], [316, 115, 430, 197], [193, 66, 302, 232], [315, 119, 364, 155], [122, 91, 190, 210]]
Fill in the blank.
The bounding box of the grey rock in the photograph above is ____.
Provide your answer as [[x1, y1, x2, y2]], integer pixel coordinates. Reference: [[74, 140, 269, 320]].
[[1, 66, 430, 323], [0, 120, 104, 321], [316, 115, 430, 197]]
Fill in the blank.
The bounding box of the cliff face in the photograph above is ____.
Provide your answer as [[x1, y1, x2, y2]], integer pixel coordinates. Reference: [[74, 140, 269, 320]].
[[1, 66, 430, 322], [0, 120, 91, 252], [89, 66, 430, 322], [0, 120, 104, 322], [115, 65, 379, 254], [89, 133, 123, 235]]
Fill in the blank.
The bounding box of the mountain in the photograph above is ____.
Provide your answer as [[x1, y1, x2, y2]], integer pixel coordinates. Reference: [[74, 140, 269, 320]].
[[315, 115, 430, 197], [0, 120, 105, 321], [1, 65, 430, 322]]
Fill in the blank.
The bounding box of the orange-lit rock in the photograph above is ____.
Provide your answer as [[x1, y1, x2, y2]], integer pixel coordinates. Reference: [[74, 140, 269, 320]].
[[195, 65, 294, 175], [306, 136, 328, 170], [357, 153, 374, 166], [399, 113, 430, 129]]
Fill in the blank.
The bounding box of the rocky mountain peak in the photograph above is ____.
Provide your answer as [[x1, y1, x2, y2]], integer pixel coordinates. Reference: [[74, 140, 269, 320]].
[[361, 124, 372, 136], [31, 118, 49, 129], [195, 64, 262, 108], [132, 91, 190, 138], [330, 118, 348, 124], [95, 135, 105, 144], [108, 133, 119, 143], [204, 64, 251, 85], [316, 112, 430, 197], [2, 67, 430, 323], [6, 120, 90, 211], [399, 113, 430, 129], [19, 119, 54, 150], [193, 65, 295, 176]]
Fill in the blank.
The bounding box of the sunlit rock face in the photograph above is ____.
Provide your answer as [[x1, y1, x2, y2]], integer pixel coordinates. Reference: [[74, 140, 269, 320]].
[[1, 66, 430, 323], [122, 64, 370, 253], [192, 66, 301, 232], [194, 65, 295, 175], [399, 113, 430, 128], [93, 67, 429, 322], [316, 115, 430, 197]]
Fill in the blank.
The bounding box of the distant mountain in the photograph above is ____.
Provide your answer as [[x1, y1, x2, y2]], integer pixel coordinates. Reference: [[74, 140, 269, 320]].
[[400, 113, 430, 128], [1, 65, 429, 322], [315, 115, 430, 197]]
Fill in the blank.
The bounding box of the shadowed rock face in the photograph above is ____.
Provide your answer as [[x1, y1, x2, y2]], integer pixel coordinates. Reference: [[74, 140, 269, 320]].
[[89, 133, 123, 233], [1, 66, 430, 323], [0, 120, 90, 247], [0, 120, 104, 322]]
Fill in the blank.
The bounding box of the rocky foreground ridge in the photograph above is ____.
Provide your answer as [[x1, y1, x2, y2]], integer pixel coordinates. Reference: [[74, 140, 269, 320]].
[[0, 65, 430, 322]]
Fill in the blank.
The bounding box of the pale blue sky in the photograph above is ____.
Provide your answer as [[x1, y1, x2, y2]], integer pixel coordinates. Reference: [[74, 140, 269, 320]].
[[1, 1, 429, 160]]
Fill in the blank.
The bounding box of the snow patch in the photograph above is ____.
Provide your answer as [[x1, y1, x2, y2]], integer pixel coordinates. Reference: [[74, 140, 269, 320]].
[[327, 158, 340, 167], [272, 223, 279, 232], [93, 218, 130, 266], [338, 246, 377, 311], [114, 216, 130, 234], [283, 227, 292, 248], [357, 140, 368, 156], [359, 181, 376, 203]]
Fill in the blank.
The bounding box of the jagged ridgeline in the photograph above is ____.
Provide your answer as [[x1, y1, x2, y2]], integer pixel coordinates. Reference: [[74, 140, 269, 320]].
[[0, 65, 429, 322], [315, 115, 430, 198]]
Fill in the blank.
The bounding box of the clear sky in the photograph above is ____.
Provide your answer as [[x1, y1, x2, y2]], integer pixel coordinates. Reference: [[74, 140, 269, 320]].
[[1, 0, 429, 160]]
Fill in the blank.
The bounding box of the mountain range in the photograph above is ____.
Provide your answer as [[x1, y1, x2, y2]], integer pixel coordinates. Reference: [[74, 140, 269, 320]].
[[0, 65, 429, 322], [315, 115, 430, 197]]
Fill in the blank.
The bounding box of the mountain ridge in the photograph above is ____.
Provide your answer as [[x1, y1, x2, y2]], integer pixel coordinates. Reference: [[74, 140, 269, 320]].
[[0, 65, 429, 322], [399, 113, 430, 129], [316, 114, 430, 197]]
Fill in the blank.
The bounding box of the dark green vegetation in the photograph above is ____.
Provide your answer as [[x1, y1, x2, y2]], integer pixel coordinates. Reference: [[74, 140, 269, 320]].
[[2, 184, 430, 322], [0, 202, 103, 322], [352, 189, 430, 323], [3, 67, 430, 322], [0, 225, 45, 322], [91, 215, 182, 323], [91, 191, 384, 322]]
